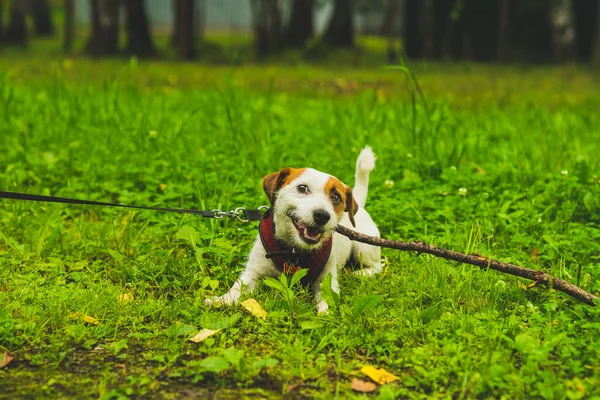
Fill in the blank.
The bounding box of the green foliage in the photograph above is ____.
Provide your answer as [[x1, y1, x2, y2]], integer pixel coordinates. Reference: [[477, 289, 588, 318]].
[[0, 58, 599, 399]]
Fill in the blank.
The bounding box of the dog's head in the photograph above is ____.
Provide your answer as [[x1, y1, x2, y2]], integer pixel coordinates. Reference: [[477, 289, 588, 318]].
[[262, 167, 358, 251]]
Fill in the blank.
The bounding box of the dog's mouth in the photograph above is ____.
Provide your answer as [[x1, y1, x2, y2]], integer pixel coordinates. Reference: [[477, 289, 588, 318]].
[[289, 214, 324, 245]]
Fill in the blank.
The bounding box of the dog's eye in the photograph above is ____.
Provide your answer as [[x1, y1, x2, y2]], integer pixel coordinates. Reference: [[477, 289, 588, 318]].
[[330, 193, 341, 204], [297, 184, 310, 194]]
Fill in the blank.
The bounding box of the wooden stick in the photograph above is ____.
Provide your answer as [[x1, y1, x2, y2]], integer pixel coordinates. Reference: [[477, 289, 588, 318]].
[[336, 225, 599, 307]]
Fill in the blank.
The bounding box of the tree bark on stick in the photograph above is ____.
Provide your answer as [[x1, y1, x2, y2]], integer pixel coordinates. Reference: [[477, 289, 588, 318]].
[[336, 225, 599, 307]]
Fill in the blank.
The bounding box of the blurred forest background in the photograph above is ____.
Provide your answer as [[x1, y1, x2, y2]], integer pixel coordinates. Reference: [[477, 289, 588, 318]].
[[0, 0, 599, 65]]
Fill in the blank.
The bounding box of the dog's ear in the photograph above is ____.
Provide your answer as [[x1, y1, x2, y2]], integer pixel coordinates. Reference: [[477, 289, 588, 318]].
[[345, 186, 359, 227], [262, 168, 292, 205]]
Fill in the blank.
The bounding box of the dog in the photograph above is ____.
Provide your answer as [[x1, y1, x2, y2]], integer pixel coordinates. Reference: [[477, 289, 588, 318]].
[[205, 146, 382, 313]]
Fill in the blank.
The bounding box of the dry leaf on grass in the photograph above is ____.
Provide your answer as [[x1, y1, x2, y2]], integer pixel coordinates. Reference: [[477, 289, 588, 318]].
[[117, 293, 134, 304], [83, 315, 100, 325], [350, 378, 377, 392], [189, 328, 222, 343], [361, 365, 400, 385], [69, 312, 100, 325], [0, 353, 15, 368], [240, 299, 267, 320]]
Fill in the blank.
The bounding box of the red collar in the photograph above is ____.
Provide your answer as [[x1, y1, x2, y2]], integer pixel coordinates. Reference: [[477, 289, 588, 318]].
[[259, 211, 332, 286]]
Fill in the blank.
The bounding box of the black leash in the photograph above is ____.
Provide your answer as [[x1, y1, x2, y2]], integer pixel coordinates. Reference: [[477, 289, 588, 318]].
[[0, 190, 268, 222]]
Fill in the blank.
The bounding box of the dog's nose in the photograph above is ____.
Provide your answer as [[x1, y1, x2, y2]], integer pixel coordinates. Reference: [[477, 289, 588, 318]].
[[313, 209, 331, 226]]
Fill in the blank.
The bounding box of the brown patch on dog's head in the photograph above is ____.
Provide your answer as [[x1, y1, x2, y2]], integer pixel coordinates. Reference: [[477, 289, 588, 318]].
[[262, 167, 306, 205], [325, 177, 359, 227]]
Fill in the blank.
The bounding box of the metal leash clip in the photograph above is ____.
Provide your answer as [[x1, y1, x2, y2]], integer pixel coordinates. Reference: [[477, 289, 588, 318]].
[[212, 206, 270, 222]]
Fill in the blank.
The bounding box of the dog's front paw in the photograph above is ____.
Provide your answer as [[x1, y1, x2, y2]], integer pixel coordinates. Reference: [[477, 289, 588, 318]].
[[205, 293, 238, 307], [316, 300, 330, 314]]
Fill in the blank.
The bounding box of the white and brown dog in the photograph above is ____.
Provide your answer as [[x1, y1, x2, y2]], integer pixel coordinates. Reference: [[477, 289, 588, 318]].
[[205, 146, 382, 313]]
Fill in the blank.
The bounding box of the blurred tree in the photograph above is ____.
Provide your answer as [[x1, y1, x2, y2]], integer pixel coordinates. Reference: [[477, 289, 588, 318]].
[[381, 0, 402, 62], [124, 0, 156, 57], [593, 0, 600, 64], [86, 0, 120, 56], [250, 0, 282, 59], [284, 0, 314, 48], [31, 0, 55, 36], [0, 0, 4, 43], [497, 0, 510, 60], [550, 0, 576, 61], [573, 0, 599, 61], [323, 0, 354, 48], [64, 0, 74, 52], [174, 0, 196, 59], [5, 0, 28, 46]]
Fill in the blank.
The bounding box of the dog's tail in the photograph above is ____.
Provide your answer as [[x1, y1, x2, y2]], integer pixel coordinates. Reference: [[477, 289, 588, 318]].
[[353, 146, 376, 208]]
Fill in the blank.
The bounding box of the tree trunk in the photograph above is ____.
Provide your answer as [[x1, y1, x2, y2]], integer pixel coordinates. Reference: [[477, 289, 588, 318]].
[[64, 0, 74, 52], [250, 0, 282, 59], [497, 0, 510, 60], [550, 0, 576, 61], [31, 0, 55, 36], [284, 0, 314, 48], [464, 0, 499, 62], [86, 0, 120, 56], [5, 0, 28, 46], [0, 0, 4, 43], [421, 0, 435, 57], [323, 0, 354, 48], [381, 0, 402, 62], [195, 0, 205, 41], [176, 0, 196, 60], [124, 0, 156, 57], [572, 0, 598, 61], [593, 0, 600, 65], [403, 0, 421, 58]]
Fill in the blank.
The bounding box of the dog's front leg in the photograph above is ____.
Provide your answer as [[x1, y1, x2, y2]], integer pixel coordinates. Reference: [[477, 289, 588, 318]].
[[313, 259, 339, 314], [205, 237, 277, 307]]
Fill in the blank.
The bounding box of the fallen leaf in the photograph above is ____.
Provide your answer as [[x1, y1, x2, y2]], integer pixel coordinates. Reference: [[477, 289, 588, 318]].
[[83, 315, 100, 325], [361, 365, 400, 385], [241, 299, 267, 320], [117, 293, 134, 304], [350, 378, 377, 392], [0, 353, 14, 368], [516, 281, 528, 290], [69, 312, 99, 325], [189, 328, 222, 343]]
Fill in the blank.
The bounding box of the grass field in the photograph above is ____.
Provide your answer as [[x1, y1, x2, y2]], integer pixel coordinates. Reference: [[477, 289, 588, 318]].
[[1, 52, 600, 399]]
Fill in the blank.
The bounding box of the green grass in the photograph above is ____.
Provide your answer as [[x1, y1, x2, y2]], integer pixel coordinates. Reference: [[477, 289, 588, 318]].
[[1, 51, 600, 399]]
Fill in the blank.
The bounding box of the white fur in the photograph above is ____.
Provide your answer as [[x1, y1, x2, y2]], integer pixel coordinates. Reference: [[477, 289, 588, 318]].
[[205, 147, 382, 313]]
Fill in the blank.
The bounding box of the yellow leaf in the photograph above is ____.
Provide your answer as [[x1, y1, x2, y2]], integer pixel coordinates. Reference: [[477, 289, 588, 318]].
[[189, 328, 222, 343], [117, 293, 134, 304], [516, 281, 528, 290], [0, 353, 15, 368], [83, 315, 100, 325], [69, 311, 99, 325], [361, 365, 400, 385], [241, 299, 267, 320], [350, 378, 377, 392]]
